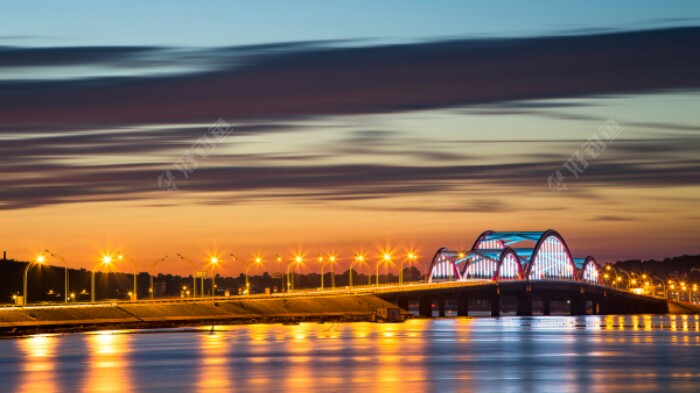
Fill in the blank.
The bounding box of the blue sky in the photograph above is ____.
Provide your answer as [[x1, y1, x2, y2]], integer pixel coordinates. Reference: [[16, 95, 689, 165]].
[[2, 0, 700, 47]]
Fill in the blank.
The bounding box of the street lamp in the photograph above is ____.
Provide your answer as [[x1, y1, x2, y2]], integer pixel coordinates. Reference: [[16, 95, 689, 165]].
[[275, 255, 285, 291], [149, 255, 168, 300], [318, 256, 326, 290], [376, 253, 391, 287], [23, 255, 46, 305], [210, 257, 219, 299], [117, 252, 138, 301], [400, 251, 417, 285], [91, 255, 113, 302], [350, 254, 366, 288], [44, 250, 70, 303], [177, 253, 198, 299], [287, 255, 302, 292], [328, 255, 337, 288]]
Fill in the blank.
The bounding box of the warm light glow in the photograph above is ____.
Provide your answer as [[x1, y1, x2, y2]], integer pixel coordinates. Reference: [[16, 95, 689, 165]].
[[255, 257, 262, 264], [295, 255, 302, 263], [118, 254, 124, 260], [210, 257, 218, 264], [383, 253, 391, 261], [458, 252, 465, 259], [102, 255, 112, 265], [408, 252, 416, 260], [36, 255, 46, 264], [329, 255, 336, 263], [356, 255, 364, 262]]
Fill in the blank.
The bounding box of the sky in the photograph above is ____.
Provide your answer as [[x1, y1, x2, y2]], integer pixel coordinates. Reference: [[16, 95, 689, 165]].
[[1, 1, 700, 276]]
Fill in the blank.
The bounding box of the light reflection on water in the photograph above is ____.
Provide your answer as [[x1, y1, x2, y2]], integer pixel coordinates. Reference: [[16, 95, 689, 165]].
[[1, 315, 700, 392]]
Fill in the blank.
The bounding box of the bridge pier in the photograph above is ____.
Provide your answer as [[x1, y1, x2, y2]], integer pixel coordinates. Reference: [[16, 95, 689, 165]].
[[457, 293, 469, 316], [418, 296, 432, 317], [438, 296, 446, 317], [490, 293, 501, 317], [397, 297, 409, 311], [570, 294, 586, 316], [516, 293, 533, 316], [542, 298, 551, 316]]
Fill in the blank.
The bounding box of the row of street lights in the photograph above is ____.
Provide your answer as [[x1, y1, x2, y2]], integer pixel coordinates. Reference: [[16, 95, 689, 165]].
[[602, 265, 699, 303], [19, 250, 422, 304]]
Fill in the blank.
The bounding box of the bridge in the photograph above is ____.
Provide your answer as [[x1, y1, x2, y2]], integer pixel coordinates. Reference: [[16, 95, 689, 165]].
[[371, 229, 669, 316], [0, 229, 681, 324]]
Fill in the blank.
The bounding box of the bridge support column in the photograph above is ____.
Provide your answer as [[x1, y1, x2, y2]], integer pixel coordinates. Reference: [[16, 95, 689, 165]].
[[591, 300, 599, 315], [397, 297, 409, 311], [438, 296, 446, 317], [570, 295, 586, 316], [490, 293, 501, 317], [516, 293, 533, 316], [542, 298, 551, 316], [457, 293, 469, 316], [418, 296, 432, 317]]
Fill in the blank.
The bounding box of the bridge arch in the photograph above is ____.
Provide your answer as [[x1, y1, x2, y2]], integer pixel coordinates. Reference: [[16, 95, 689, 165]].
[[495, 248, 525, 281], [526, 229, 577, 281], [471, 230, 505, 250], [428, 248, 462, 282], [581, 256, 601, 284]]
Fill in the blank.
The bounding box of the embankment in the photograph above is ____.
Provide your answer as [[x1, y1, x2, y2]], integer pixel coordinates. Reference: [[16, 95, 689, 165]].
[[0, 294, 397, 336]]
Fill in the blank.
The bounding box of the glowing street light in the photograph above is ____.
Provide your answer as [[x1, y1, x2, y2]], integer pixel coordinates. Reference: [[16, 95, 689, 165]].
[[318, 256, 326, 291], [91, 255, 113, 302], [22, 254, 46, 305], [376, 253, 392, 287], [328, 255, 337, 289], [400, 251, 417, 285], [350, 254, 366, 288], [210, 257, 219, 299], [287, 255, 303, 292], [235, 254, 263, 295]]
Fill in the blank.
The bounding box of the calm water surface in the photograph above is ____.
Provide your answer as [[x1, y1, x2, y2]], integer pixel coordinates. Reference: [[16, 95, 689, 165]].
[[1, 315, 699, 392]]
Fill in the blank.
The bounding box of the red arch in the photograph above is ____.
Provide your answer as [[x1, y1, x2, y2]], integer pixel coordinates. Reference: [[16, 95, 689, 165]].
[[525, 229, 578, 281], [494, 247, 525, 281]]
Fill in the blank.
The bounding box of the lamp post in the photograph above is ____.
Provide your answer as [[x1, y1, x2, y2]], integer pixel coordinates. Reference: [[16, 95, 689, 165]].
[[210, 257, 219, 299], [117, 253, 138, 301], [275, 255, 285, 292], [177, 253, 198, 299], [44, 250, 69, 303], [23, 255, 46, 305], [376, 253, 391, 287], [401, 252, 417, 285], [149, 255, 168, 300], [652, 276, 666, 298], [91, 255, 113, 302], [318, 256, 325, 290], [329, 255, 336, 289], [350, 254, 365, 288], [287, 256, 302, 292]]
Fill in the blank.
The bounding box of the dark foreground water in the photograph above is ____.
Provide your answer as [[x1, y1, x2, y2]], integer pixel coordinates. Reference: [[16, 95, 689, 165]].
[[1, 315, 700, 393]]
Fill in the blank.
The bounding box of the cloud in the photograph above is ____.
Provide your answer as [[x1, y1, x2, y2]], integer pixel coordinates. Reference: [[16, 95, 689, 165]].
[[1, 27, 700, 125]]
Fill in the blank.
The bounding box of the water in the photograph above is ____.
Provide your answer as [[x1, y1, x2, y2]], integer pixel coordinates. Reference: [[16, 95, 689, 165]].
[[1, 315, 699, 392]]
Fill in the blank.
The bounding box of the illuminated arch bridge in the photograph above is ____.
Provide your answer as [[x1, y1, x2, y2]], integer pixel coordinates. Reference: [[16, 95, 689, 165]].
[[428, 230, 601, 285]]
